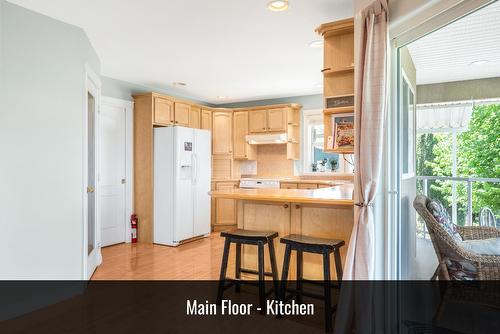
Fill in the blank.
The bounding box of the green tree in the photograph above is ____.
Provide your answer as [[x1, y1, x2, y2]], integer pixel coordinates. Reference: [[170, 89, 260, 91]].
[[416, 104, 500, 225], [458, 104, 500, 221]]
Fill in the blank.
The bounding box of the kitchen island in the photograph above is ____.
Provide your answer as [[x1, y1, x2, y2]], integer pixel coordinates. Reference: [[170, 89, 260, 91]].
[[210, 184, 354, 280]]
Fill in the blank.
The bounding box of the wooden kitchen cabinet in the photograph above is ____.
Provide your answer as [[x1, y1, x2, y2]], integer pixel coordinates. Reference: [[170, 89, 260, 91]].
[[174, 102, 190, 126], [154, 97, 174, 125], [248, 110, 268, 133], [267, 108, 287, 132], [201, 109, 212, 131], [190, 106, 201, 128], [249, 108, 288, 133], [213, 181, 239, 231], [212, 111, 233, 154], [298, 183, 318, 190], [233, 111, 256, 160], [280, 182, 298, 189]]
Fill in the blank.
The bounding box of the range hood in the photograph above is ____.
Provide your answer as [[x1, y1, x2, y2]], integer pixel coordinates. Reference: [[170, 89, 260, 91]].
[[246, 133, 288, 145]]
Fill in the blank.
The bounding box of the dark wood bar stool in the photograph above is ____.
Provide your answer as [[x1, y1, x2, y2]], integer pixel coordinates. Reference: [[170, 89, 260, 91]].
[[216, 229, 279, 314], [280, 234, 345, 333]]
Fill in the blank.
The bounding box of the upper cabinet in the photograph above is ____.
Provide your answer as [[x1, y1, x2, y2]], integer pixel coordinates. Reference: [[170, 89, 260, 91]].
[[212, 111, 233, 155], [154, 97, 174, 125], [201, 109, 212, 131], [190, 106, 201, 129], [268, 108, 287, 132], [233, 111, 256, 160], [174, 102, 190, 126], [249, 108, 288, 134], [249, 110, 268, 133], [316, 18, 355, 154]]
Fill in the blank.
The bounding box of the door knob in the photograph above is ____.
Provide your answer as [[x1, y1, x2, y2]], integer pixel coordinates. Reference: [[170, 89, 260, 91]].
[[87, 186, 95, 193]]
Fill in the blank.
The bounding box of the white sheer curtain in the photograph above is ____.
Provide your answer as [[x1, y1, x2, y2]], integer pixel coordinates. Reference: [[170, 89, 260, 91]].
[[334, 0, 388, 332], [345, 0, 388, 281]]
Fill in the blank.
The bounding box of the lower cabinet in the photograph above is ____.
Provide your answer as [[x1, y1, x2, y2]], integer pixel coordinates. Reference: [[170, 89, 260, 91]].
[[280, 182, 298, 189], [212, 181, 239, 231], [298, 183, 318, 189]]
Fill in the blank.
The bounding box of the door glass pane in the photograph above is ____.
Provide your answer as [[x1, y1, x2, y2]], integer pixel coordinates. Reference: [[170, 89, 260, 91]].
[[87, 92, 96, 255]]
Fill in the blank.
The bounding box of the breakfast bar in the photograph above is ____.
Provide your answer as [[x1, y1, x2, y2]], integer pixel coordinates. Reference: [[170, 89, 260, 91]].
[[210, 184, 354, 280]]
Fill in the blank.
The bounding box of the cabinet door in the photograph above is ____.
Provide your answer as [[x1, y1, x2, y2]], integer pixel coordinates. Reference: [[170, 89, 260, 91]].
[[233, 111, 249, 159], [268, 108, 287, 132], [280, 183, 298, 189], [298, 183, 318, 189], [215, 182, 237, 226], [174, 102, 190, 126], [190, 106, 201, 128], [201, 109, 212, 131], [154, 97, 174, 125], [212, 112, 233, 154], [248, 110, 268, 133]]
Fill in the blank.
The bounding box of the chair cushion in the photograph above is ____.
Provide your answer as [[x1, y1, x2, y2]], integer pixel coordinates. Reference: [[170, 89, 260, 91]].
[[461, 238, 500, 256], [426, 198, 463, 242]]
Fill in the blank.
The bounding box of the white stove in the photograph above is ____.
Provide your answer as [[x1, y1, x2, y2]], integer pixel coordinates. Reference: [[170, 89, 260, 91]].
[[239, 178, 280, 189]]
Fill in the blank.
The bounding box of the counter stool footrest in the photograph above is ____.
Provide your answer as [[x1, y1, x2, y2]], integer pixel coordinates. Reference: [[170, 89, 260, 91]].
[[240, 268, 274, 277]]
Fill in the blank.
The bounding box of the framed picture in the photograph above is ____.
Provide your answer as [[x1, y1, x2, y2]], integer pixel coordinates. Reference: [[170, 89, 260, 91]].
[[331, 113, 354, 152]]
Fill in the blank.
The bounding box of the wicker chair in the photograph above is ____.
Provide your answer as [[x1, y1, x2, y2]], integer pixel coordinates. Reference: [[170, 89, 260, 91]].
[[413, 195, 500, 280]]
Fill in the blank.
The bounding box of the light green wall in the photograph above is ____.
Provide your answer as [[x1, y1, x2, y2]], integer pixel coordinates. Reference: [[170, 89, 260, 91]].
[[101, 76, 213, 105], [0, 1, 100, 279], [102, 75, 323, 109], [217, 94, 323, 110], [417, 77, 500, 104]]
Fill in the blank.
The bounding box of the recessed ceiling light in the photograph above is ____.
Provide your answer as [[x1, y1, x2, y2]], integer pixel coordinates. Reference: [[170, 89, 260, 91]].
[[172, 81, 187, 86], [316, 83, 323, 88], [309, 40, 323, 48], [267, 0, 289, 12], [217, 96, 227, 100], [470, 60, 490, 66]]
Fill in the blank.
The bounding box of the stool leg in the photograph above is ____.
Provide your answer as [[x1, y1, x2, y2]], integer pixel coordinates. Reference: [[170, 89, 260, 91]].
[[235, 242, 242, 292], [268, 239, 279, 301], [323, 249, 333, 333], [333, 248, 343, 287], [296, 249, 303, 304], [280, 244, 292, 302], [216, 238, 231, 305], [258, 240, 266, 315]]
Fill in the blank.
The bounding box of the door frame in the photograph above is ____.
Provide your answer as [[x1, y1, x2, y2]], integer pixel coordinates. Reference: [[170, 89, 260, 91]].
[[386, 0, 497, 280], [83, 63, 102, 280], [100, 96, 134, 244]]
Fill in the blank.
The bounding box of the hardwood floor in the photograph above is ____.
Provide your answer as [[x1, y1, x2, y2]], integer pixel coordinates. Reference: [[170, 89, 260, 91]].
[[92, 233, 229, 280]]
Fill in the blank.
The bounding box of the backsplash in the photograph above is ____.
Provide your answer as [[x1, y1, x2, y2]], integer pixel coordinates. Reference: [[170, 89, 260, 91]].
[[239, 144, 354, 182]]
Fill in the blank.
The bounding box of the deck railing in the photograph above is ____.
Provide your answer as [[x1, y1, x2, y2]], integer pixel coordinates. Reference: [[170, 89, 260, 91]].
[[415, 176, 500, 238]]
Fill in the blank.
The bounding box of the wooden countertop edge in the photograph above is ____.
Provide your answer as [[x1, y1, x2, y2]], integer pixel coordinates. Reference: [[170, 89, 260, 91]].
[[209, 191, 354, 206]]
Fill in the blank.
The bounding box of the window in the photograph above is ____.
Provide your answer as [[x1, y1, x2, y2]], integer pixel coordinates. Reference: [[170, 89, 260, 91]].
[[302, 110, 354, 174]]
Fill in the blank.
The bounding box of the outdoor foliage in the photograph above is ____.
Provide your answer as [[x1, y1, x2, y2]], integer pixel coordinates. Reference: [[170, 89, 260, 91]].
[[416, 104, 500, 225]]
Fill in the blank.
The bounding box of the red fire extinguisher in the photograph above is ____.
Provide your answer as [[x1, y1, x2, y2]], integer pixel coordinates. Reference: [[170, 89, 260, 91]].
[[131, 214, 138, 243]]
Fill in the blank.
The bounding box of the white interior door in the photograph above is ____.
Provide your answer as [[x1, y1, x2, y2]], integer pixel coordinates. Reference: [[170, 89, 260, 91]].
[[86, 73, 102, 279], [100, 101, 126, 247]]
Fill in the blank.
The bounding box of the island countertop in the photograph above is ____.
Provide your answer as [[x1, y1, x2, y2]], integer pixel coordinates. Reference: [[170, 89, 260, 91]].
[[210, 184, 354, 206]]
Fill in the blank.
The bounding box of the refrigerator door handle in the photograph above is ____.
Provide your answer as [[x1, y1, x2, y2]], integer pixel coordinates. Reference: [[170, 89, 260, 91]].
[[192, 153, 197, 184]]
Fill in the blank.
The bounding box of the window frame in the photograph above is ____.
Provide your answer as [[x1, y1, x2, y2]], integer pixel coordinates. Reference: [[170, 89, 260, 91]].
[[302, 109, 354, 176]]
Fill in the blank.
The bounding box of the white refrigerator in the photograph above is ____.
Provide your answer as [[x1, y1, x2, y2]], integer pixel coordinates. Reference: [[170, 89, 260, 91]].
[[154, 126, 211, 246]]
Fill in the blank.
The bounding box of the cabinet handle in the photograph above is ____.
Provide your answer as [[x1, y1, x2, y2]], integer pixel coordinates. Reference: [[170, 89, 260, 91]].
[[262, 127, 266, 130], [283, 204, 289, 209], [295, 205, 301, 209]]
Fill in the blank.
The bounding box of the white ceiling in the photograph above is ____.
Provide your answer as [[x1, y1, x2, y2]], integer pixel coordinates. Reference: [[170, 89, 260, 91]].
[[407, 0, 500, 85], [8, 0, 353, 104]]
